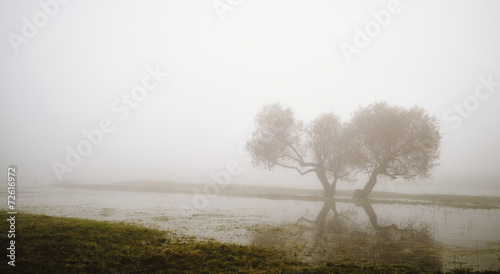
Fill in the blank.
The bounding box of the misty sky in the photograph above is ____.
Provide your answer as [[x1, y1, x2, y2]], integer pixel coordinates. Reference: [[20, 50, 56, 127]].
[[1, 0, 499, 190]]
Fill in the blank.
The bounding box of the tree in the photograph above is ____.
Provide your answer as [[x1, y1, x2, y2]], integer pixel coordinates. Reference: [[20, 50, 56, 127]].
[[351, 102, 441, 198], [246, 103, 357, 198]]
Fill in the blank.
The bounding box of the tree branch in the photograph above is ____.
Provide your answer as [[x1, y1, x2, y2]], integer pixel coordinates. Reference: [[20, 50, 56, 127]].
[[275, 164, 316, 176]]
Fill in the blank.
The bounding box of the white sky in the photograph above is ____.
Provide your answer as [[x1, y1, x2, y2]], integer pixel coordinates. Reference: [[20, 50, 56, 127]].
[[1, 0, 499, 189]]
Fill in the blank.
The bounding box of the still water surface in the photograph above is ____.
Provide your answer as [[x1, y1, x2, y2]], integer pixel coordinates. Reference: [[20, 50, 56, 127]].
[[4, 184, 500, 271]]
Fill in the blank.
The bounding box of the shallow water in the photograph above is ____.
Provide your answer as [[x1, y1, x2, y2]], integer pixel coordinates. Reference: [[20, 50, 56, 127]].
[[2, 184, 499, 271]]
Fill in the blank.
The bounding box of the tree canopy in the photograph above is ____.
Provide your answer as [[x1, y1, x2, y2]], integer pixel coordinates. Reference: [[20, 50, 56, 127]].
[[246, 102, 441, 198], [351, 102, 441, 198], [246, 103, 357, 197]]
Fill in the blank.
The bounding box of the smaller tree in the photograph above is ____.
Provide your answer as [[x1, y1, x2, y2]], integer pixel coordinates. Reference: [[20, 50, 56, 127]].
[[246, 103, 357, 198], [351, 102, 441, 198]]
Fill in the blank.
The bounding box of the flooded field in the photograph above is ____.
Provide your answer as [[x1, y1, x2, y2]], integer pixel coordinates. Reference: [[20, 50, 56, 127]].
[[3, 184, 500, 272]]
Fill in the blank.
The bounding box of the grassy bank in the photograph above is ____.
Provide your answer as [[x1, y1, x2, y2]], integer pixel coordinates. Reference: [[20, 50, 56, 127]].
[[0, 213, 462, 273]]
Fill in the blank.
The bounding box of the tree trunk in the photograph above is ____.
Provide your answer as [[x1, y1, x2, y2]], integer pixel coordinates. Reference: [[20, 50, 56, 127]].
[[331, 177, 338, 196], [353, 170, 379, 198], [315, 169, 336, 198], [324, 185, 335, 198]]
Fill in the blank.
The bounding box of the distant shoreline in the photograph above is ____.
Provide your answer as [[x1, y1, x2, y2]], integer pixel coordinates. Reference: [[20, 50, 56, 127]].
[[51, 181, 500, 210]]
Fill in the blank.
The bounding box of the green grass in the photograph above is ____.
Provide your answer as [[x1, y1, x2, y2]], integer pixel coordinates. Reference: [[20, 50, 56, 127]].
[[0, 213, 497, 273]]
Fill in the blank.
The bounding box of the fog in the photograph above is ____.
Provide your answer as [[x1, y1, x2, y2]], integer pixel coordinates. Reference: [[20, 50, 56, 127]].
[[1, 0, 500, 193]]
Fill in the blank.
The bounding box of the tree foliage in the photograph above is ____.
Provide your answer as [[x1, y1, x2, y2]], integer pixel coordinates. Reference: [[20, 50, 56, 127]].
[[246, 103, 356, 197], [351, 102, 441, 198], [246, 102, 441, 199]]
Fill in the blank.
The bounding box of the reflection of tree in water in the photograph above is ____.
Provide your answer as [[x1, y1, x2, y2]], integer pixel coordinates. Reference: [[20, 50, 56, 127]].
[[252, 199, 441, 272]]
